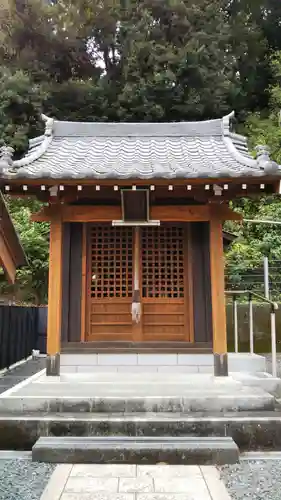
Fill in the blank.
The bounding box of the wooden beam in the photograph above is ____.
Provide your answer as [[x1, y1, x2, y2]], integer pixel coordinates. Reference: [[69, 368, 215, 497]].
[[210, 204, 242, 221], [209, 215, 228, 376], [32, 205, 210, 222], [0, 233, 17, 284], [31, 203, 242, 223], [46, 212, 63, 376], [31, 205, 121, 222], [152, 205, 210, 221]]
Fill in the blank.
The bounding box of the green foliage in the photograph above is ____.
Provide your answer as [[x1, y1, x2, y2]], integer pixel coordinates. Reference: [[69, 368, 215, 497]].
[[0, 0, 264, 123], [0, 197, 49, 304], [225, 196, 281, 294], [0, 67, 45, 156], [225, 49, 281, 293], [113, 0, 239, 121], [239, 52, 281, 163]]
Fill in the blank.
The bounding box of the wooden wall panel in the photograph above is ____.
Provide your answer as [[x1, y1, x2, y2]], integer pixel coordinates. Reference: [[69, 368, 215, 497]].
[[60, 222, 83, 343], [81, 224, 87, 342], [190, 222, 213, 344], [68, 223, 83, 342], [61, 223, 70, 343]]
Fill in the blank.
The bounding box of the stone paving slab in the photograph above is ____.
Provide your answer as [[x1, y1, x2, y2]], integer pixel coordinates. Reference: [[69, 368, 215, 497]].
[[71, 464, 137, 477], [40, 464, 232, 500], [0, 359, 46, 395]]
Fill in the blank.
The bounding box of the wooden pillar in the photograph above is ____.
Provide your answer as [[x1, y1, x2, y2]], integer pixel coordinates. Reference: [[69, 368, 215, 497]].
[[46, 212, 63, 376], [209, 216, 228, 376]]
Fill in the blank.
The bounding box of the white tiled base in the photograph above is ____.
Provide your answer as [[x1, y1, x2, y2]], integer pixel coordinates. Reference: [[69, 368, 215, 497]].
[[60, 352, 266, 374]]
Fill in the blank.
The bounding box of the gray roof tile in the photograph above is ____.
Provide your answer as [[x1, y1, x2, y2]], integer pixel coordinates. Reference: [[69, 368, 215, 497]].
[[2, 111, 280, 180]]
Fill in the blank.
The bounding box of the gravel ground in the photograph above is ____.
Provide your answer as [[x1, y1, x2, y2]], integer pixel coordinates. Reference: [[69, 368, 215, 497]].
[[220, 460, 281, 500], [0, 459, 55, 500]]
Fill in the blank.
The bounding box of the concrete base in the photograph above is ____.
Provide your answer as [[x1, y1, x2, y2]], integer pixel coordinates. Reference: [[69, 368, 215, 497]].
[[214, 353, 228, 376], [60, 352, 266, 374], [32, 436, 239, 465], [46, 354, 60, 377]]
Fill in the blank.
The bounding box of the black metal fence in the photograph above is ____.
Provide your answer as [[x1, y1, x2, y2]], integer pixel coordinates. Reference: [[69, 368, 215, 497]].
[[0, 305, 47, 371], [225, 258, 281, 301]]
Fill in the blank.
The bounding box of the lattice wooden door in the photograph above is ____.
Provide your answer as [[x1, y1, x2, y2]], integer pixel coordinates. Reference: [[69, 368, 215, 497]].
[[141, 225, 189, 341], [86, 225, 133, 341], [86, 224, 190, 342]]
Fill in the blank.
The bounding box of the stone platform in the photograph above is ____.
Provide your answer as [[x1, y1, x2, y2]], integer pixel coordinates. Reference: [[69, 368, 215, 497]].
[[0, 372, 275, 413], [0, 369, 281, 453]]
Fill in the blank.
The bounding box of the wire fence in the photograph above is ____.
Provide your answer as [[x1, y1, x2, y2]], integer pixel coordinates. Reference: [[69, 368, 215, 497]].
[[225, 258, 281, 301]]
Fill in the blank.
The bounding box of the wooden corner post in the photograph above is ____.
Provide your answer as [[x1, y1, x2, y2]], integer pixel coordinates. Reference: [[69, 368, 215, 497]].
[[209, 215, 228, 376], [46, 210, 63, 376]]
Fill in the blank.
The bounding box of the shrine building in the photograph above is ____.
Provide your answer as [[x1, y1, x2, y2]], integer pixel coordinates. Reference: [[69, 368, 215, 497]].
[[0, 111, 279, 376]]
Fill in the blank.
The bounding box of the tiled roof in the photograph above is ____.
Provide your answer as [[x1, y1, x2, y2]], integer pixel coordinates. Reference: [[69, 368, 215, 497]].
[[0, 111, 280, 180]]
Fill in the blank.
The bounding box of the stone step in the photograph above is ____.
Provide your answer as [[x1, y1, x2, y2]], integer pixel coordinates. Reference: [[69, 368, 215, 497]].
[[32, 435, 239, 465], [0, 387, 274, 414], [1, 412, 281, 451]]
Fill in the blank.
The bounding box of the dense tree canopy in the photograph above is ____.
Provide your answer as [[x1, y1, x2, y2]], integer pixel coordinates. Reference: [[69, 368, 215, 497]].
[[0, 0, 269, 124], [0, 0, 281, 300]]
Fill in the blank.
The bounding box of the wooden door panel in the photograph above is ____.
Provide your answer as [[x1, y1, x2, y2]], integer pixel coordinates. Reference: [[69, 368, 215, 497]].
[[91, 312, 132, 324], [87, 225, 133, 341], [141, 226, 188, 342], [90, 331, 133, 341], [142, 313, 184, 325], [90, 301, 131, 314], [142, 329, 185, 341], [142, 301, 184, 314]]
